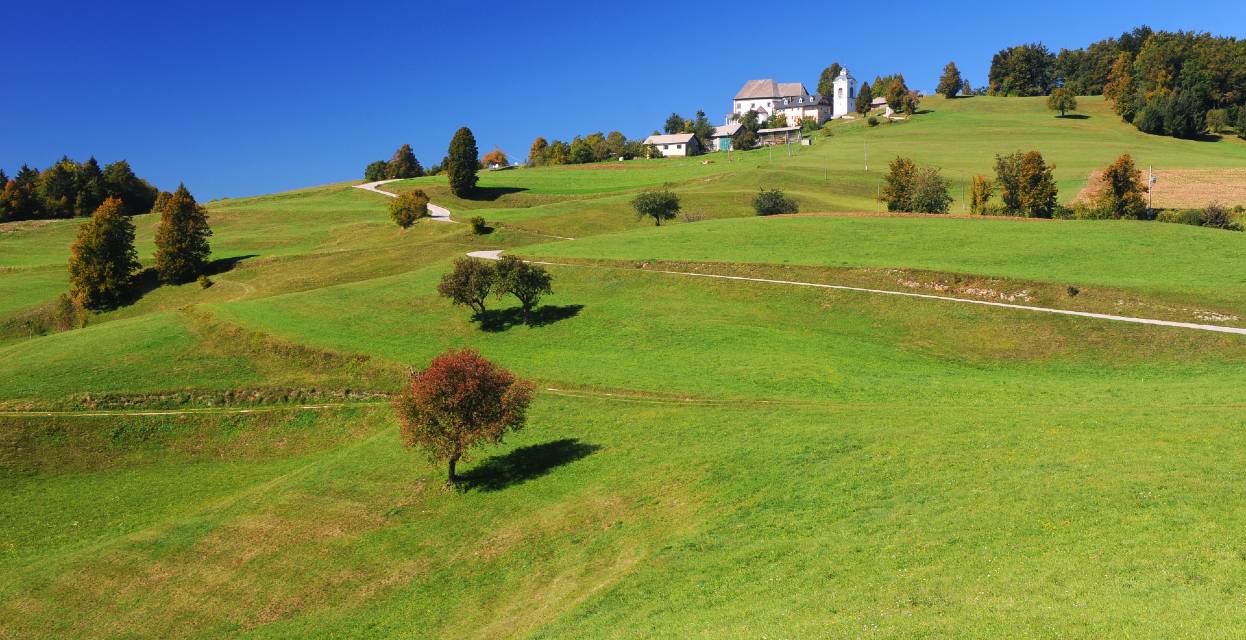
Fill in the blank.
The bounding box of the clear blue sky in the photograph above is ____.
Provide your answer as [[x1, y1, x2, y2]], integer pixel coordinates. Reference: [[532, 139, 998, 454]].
[[3, 1, 1242, 200]]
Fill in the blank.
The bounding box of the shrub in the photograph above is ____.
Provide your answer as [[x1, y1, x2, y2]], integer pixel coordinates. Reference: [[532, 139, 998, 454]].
[[1066, 286, 1080, 297], [1091, 154, 1147, 220], [631, 189, 681, 226], [867, 116, 880, 127], [752, 189, 798, 216], [198, 275, 213, 289], [389, 189, 429, 228], [1155, 208, 1204, 226], [969, 175, 994, 214], [469, 216, 490, 235], [1201, 202, 1240, 230]]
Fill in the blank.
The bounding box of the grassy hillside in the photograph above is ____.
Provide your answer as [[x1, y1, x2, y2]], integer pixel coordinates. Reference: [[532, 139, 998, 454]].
[[3, 95, 1246, 638]]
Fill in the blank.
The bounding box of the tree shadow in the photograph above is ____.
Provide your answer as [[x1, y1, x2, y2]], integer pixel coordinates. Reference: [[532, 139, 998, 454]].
[[117, 268, 163, 307], [460, 438, 600, 492], [1057, 114, 1090, 120], [464, 186, 529, 202], [915, 109, 935, 115], [478, 304, 583, 332], [207, 254, 257, 275]]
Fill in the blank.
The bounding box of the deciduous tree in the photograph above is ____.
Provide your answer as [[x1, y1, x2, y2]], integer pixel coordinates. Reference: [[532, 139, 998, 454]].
[[969, 175, 995, 214], [527, 137, 549, 165], [880, 157, 918, 212], [364, 160, 389, 181], [68, 197, 139, 309], [394, 349, 534, 486], [911, 167, 953, 214], [1093, 154, 1147, 219], [446, 127, 479, 197], [437, 257, 496, 317], [995, 151, 1058, 217], [482, 147, 509, 168], [153, 184, 213, 283], [817, 63, 843, 97], [631, 189, 680, 226], [1047, 88, 1078, 116], [494, 255, 552, 322], [663, 113, 685, 135]]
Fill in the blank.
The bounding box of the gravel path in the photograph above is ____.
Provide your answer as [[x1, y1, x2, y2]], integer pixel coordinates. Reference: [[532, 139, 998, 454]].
[[468, 250, 1246, 336], [353, 179, 454, 222]]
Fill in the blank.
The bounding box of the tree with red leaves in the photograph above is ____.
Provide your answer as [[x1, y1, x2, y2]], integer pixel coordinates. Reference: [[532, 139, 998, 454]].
[[394, 349, 534, 486]]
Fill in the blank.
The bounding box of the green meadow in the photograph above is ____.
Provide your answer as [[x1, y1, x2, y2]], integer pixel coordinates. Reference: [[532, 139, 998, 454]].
[[3, 96, 1246, 638]]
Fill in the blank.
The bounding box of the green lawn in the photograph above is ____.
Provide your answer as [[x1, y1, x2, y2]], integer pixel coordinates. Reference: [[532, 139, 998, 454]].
[[4, 95, 1246, 637]]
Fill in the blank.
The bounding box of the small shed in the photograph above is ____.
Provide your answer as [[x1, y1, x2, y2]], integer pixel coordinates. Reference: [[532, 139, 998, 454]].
[[643, 133, 702, 157], [710, 123, 741, 152], [757, 125, 802, 146]]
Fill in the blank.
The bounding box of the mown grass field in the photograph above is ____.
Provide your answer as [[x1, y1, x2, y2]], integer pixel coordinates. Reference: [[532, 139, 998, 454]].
[[3, 96, 1246, 638]]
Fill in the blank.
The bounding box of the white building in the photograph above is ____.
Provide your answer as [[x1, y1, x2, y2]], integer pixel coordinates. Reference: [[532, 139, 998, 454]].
[[730, 70, 857, 126], [643, 133, 701, 157]]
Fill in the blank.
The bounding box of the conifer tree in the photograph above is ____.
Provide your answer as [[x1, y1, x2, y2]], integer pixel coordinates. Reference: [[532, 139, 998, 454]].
[[936, 62, 963, 98], [854, 82, 873, 115], [446, 127, 479, 197], [153, 184, 213, 283], [68, 197, 139, 309], [386, 144, 423, 179], [75, 157, 107, 218]]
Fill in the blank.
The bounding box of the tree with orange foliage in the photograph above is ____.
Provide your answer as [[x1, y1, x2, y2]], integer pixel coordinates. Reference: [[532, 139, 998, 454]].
[[482, 147, 509, 168], [394, 349, 534, 486]]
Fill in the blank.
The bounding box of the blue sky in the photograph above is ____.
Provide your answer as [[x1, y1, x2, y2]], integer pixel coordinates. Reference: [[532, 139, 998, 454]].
[[3, 0, 1243, 200]]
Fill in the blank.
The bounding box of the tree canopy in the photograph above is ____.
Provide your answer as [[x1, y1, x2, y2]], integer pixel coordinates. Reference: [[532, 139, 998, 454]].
[[631, 189, 681, 226], [68, 197, 139, 309], [394, 348, 534, 486], [937, 62, 963, 98], [153, 184, 213, 283], [446, 127, 479, 197]]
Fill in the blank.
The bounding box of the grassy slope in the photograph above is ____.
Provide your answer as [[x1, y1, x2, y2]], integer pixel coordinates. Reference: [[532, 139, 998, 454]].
[[3, 96, 1246, 637]]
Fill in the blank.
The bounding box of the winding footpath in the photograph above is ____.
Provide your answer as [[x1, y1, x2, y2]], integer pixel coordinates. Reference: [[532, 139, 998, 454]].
[[354, 179, 454, 222], [469, 250, 1246, 337]]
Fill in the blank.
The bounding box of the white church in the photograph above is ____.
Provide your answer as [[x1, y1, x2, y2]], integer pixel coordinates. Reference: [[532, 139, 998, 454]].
[[730, 68, 855, 126]]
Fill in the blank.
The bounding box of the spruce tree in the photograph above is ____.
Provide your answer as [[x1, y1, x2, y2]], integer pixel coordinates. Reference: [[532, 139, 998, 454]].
[[386, 144, 423, 179], [855, 82, 873, 115], [446, 127, 479, 197], [153, 184, 213, 284], [68, 197, 139, 309], [936, 62, 963, 98], [75, 157, 107, 218]]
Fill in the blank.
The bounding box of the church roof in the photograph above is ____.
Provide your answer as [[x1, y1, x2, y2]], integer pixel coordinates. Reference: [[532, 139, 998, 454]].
[[734, 79, 810, 100]]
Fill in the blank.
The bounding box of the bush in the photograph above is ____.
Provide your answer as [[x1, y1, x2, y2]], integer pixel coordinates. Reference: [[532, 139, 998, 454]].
[[389, 189, 429, 228], [909, 167, 952, 214], [1155, 208, 1204, 226], [470, 216, 490, 235], [1201, 202, 1241, 230], [198, 275, 213, 289], [867, 116, 880, 127], [752, 189, 798, 216]]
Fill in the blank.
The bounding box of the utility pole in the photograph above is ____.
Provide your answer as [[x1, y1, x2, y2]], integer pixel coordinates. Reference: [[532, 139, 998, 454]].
[[1147, 165, 1156, 211], [864, 126, 868, 172]]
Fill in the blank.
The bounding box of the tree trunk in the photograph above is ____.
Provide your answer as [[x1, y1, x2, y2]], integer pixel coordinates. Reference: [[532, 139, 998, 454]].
[[447, 454, 460, 485]]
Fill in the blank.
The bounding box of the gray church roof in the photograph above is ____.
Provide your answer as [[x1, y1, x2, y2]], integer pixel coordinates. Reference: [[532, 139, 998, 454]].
[[735, 79, 809, 100]]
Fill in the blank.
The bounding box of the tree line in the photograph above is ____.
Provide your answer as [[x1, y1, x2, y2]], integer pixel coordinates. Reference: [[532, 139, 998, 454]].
[[0, 157, 159, 222], [364, 128, 482, 198], [988, 27, 1246, 139], [527, 131, 653, 166]]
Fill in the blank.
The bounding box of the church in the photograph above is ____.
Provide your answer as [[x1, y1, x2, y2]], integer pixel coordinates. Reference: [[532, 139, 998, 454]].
[[730, 69, 856, 126]]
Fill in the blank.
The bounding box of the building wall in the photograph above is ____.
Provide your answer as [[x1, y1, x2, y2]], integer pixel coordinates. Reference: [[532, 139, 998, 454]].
[[733, 99, 777, 118], [832, 73, 855, 117]]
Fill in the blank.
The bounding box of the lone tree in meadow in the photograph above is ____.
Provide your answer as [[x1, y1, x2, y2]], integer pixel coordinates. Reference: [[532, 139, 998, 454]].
[[854, 81, 873, 115], [495, 255, 553, 323], [68, 197, 139, 309], [394, 348, 534, 486], [631, 188, 681, 226], [995, 151, 1058, 218], [752, 188, 798, 215], [446, 127, 479, 197], [153, 184, 213, 284], [1047, 88, 1078, 117], [937, 62, 963, 98], [1092, 154, 1148, 219], [390, 189, 430, 228], [437, 257, 496, 318]]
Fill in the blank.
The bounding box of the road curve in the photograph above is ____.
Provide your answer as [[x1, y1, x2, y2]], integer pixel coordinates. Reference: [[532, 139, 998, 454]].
[[465, 249, 1246, 336], [353, 179, 454, 222]]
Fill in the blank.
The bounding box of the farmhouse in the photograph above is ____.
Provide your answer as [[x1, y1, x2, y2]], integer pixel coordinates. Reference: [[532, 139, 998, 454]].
[[643, 133, 701, 157], [731, 68, 856, 126]]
